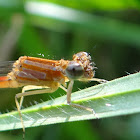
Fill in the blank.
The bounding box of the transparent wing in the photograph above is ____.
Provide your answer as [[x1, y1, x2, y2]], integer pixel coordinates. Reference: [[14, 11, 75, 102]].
[[0, 61, 14, 76]]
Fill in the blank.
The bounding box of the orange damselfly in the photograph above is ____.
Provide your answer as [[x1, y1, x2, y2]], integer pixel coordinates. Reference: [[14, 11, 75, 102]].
[[0, 52, 106, 138]]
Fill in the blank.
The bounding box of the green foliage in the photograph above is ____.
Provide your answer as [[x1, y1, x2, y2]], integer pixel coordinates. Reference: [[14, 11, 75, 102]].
[[0, 72, 140, 131], [0, 0, 139, 140]]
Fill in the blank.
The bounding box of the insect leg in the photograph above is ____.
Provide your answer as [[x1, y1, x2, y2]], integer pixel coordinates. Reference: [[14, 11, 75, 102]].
[[15, 85, 59, 139], [19, 85, 51, 109], [59, 85, 67, 92], [89, 78, 108, 83], [66, 80, 98, 117]]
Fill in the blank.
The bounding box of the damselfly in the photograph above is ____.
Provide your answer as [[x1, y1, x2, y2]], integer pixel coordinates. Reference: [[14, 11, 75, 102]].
[[0, 52, 106, 138]]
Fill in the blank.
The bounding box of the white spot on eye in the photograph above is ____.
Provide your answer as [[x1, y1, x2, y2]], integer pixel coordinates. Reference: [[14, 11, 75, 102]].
[[82, 52, 88, 56], [105, 103, 112, 107]]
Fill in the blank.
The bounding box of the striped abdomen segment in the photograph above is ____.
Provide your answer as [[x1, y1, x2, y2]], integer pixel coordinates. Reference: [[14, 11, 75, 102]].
[[12, 56, 66, 85]]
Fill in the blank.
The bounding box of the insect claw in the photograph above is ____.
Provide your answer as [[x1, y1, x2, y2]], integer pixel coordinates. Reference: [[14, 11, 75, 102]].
[[100, 79, 108, 83]]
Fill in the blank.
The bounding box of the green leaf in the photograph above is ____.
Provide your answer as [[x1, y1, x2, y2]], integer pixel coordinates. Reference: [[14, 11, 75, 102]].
[[24, 2, 140, 48], [26, 0, 139, 10], [0, 72, 140, 131]]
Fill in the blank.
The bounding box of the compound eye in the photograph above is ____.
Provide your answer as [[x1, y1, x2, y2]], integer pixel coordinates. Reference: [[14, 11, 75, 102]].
[[65, 61, 84, 79]]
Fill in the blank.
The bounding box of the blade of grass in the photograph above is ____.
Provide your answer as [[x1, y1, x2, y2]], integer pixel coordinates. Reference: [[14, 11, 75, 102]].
[[26, 0, 139, 10], [25, 2, 140, 48], [0, 72, 140, 131]]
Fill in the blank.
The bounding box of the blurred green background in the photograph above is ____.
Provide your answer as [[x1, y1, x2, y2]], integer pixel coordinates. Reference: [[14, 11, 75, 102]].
[[0, 0, 140, 140]]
